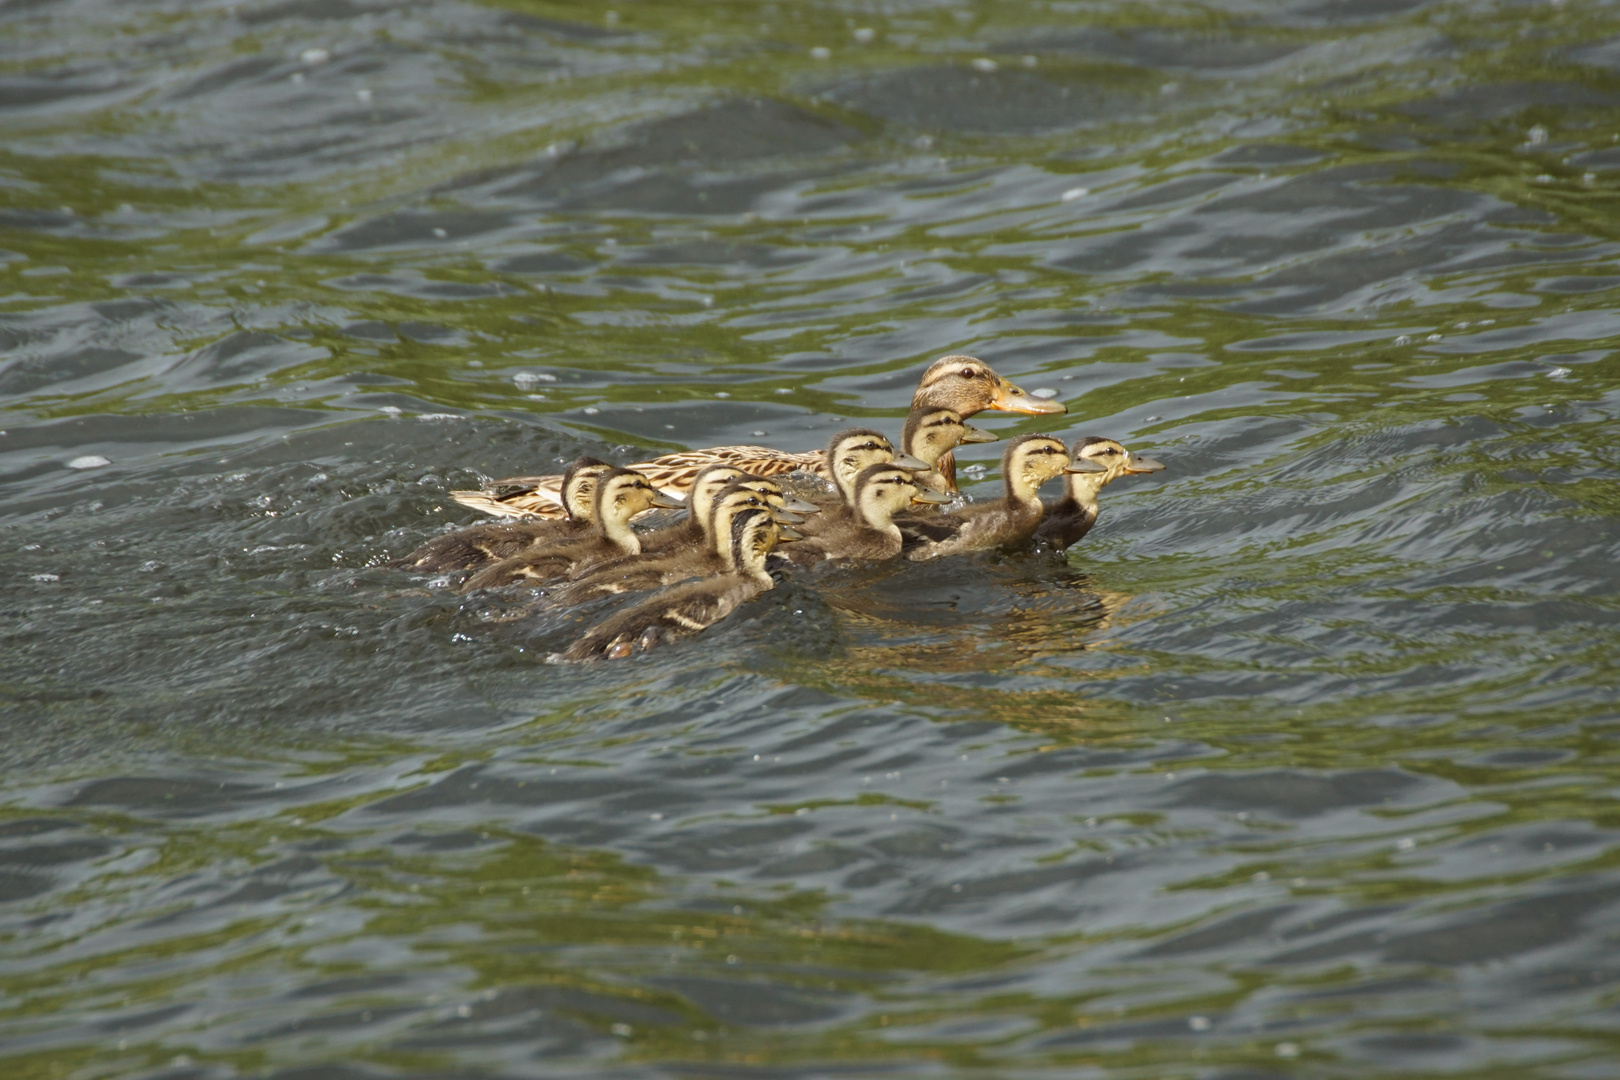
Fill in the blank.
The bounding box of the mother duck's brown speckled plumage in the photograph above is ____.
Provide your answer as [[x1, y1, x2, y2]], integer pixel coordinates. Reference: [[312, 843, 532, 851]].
[[448, 355, 1063, 519]]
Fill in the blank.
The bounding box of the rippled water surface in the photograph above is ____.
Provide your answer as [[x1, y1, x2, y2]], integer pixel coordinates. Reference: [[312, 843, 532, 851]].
[[4, 1, 1620, 1076]]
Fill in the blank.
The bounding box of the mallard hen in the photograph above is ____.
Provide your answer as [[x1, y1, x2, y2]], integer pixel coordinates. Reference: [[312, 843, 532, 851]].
[[450, 355, 1063, 519]]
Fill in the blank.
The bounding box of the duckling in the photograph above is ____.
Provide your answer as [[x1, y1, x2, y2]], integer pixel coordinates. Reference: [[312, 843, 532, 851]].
[[545, 482, 802, 606], [794, 428, 930, 537], [818, 428, 930, 506], [900, 434, 1103, 560], [393, 457, 611, 573], [899, 406, 997, 498], [555, 506, 784, 661], [581, 470, 816, 575], [1036, 437, 1165, 549], [460, 468, 680, 590], [727, 475, 820, 523], [450, 355, 1064, 519], [631, 463, 748, 558], [781, 464, 951, 568]]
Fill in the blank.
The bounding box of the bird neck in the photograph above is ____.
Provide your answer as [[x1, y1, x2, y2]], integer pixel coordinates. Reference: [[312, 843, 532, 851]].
[[711, 522, 734, 561], [1058, 475, 1105, 516], [739, 553, 772, 583], [855, 496, 903, 540], [599, 506, 641, 552], [729, 533, 772, 581], [1003, 467, 1045, 510]]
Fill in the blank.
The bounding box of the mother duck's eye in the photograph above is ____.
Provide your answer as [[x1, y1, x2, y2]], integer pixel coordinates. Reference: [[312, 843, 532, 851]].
[[958, 368, 976, 378]]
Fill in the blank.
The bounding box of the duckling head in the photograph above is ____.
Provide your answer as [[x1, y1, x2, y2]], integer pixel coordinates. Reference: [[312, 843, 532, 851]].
[[1050, 437, 1158, 513], [685, 464, 750, 539], [914, 355, 1067, 417], [709, 483, 781, 560], [1071, 437, 1166, 483], [901, 407, 998, 466], [595, 468, 684, 546], [1000, 434, 1075, 502], [560, 456, 613, 523], [727, 506, 783, 579], [825, 429, 928, 504], [732, 475, 820, 522], [850, 463, 946, 529]]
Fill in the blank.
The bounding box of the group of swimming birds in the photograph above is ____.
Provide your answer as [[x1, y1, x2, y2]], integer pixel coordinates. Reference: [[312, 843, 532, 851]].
[[395, 356, 1164, 661]]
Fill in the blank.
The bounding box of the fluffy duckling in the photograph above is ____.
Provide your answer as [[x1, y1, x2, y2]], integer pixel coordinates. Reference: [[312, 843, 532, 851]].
[[460, 468, 680, 590], [728, 475, 820, 523], [583, 470, 816, 576], [556, 506, 784, 661], [900, 434, 1103, 560], [451, 355, 1064, 519], [781, 464, 951, 568], [632, 463, 748, 558], [796, 428, 930, 537], [393, 457, 611, 573], [823, 428, 929, 506], [1036, 437, 1165, 549], [899, 406, 997, 498], [546, 482, 801, 606]]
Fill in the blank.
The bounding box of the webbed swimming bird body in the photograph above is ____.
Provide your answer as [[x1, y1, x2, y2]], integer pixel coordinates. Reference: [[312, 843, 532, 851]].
[[545, 481, 802, 606], [794, 428, 929, 537], [1037, 438, 1165, 549], [460, 468, 679, 590], [556, 507, 784, 661], [450, 355, 1063, 519], [782, 464, 950, 568], [394, 457, 610, 573], [901, 435, 1100, 560], [898, 406, 996, 499]]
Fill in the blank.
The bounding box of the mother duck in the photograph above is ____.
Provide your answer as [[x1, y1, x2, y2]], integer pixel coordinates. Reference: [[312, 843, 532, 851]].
[[451, 355, 1064, 519]]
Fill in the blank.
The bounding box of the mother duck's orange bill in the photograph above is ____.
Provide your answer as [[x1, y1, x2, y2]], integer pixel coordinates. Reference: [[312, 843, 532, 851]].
[[989, 378, 1067, 415]]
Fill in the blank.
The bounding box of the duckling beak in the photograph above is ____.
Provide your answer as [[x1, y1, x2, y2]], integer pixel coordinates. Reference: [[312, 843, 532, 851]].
[[890, 451, 932, 470], [958, 423, 999, 444], [780, 493, 821, 513], [1124, 454, 1166, 474], [777, 524, 805, 541], [650, 490, 685, 509], [771, 508, 807, 525], [990, 379, 1067, 415], [910, 488, 954, 504], [1064, 459, 1108, 474]]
